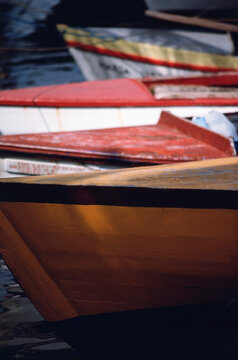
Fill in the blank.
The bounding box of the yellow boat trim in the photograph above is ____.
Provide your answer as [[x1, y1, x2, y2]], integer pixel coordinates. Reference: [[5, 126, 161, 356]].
[[57, 24, 238, 71]]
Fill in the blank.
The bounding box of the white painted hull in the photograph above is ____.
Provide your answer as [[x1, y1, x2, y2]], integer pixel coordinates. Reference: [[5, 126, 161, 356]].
[[69, 47, 201, 81], [1, 105, 238, 135], [60, 26, 235, 81]]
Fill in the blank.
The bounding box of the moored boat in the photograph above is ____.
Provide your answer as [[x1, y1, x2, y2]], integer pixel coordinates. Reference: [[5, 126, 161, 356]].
[[0, 156, 237, 356], [0, 111, 235, 177], [1, 72, 238, 135], [57, 24, 238, 81]]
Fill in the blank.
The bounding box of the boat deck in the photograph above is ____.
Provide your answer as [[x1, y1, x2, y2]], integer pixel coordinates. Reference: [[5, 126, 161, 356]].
[[1, 157, 237, 192]]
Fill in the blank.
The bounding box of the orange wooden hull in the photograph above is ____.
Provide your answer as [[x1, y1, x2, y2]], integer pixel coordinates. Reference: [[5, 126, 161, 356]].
[[0, 157, 237, 323]]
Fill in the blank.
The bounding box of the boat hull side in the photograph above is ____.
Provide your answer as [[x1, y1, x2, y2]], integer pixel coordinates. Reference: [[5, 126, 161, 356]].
[[0, 200, 237, 321], [1, 105, 238, 135]]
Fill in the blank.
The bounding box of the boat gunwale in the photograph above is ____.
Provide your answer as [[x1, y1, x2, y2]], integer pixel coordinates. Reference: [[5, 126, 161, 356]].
[[0, 182, 237, 210]]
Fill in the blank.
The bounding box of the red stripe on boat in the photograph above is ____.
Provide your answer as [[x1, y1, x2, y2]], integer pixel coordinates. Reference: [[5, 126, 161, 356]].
[[66, 41, 238, 73]]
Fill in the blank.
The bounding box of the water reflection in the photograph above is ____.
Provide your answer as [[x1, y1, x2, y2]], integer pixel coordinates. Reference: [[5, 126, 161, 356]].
[[0, 257, 81, 359], [0, 48, 84, 89], [0, 0, 85, 90]]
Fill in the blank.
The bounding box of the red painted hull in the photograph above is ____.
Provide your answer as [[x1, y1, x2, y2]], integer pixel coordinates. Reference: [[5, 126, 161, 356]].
[[0, 112, 235, 173], [1, 73, 238, 108]]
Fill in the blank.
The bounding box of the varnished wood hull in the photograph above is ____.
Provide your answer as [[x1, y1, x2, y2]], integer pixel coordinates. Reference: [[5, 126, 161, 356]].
[[0, 157, 237, 324], [0, 203, 237, 319]]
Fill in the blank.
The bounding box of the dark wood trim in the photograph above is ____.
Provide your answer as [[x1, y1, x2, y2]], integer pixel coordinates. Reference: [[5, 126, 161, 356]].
[[0, 183, 237, 209]]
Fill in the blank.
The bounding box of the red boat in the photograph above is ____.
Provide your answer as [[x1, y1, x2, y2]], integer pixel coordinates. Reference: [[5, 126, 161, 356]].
[[0, 72, 238, 135], [0, 111, 235, 177]]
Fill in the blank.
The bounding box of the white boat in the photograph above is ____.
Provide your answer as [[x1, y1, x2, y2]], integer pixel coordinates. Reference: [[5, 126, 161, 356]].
[[57, 24, 237, 81], [1, 73, 238, 136]]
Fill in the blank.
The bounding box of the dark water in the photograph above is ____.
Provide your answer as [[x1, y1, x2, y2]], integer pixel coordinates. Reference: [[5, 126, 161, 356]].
[[0, 257, 83, 359], [0, 0, 154, 90], [1, 1, 238, 359], [0, 1, 84, 358], [0, 0, 85, 90]]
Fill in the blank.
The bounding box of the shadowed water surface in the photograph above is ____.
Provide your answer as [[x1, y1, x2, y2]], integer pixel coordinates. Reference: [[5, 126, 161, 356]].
[[0, 0, 84, 90], [0, 258, 82, 359], [2, 254, 238, 360]]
